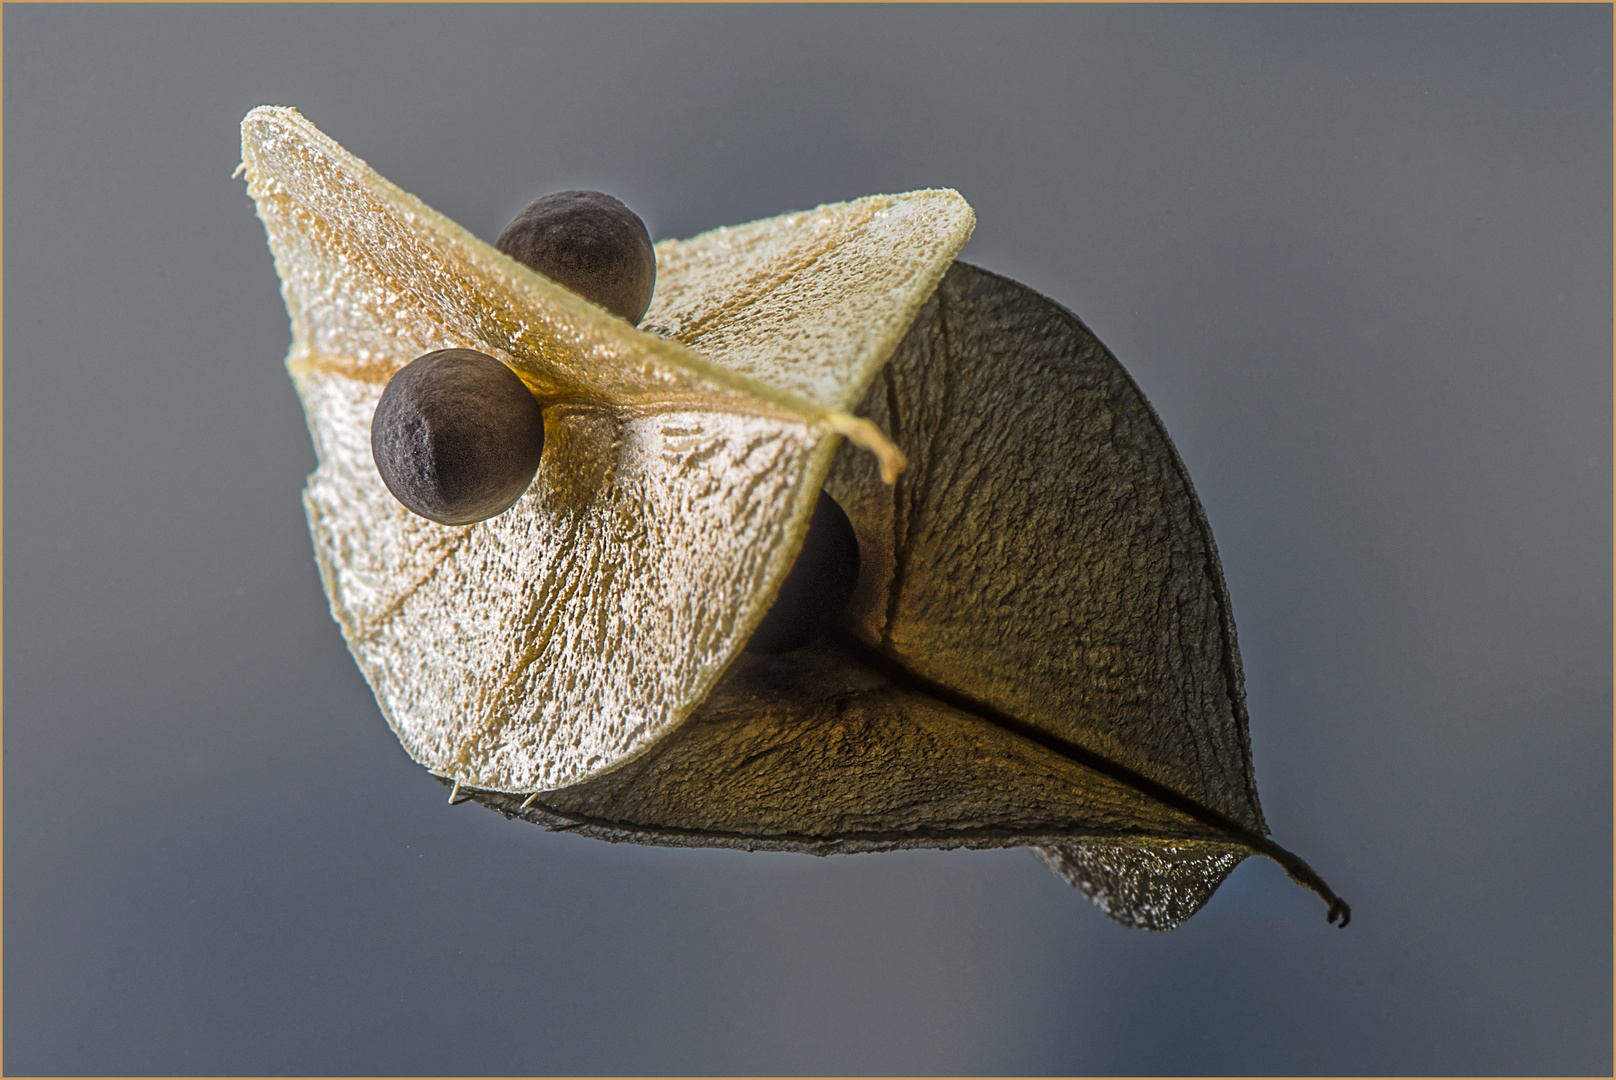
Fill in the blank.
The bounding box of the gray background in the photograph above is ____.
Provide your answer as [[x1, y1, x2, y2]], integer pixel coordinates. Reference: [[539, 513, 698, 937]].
[[6, 4, 1609, 1075]]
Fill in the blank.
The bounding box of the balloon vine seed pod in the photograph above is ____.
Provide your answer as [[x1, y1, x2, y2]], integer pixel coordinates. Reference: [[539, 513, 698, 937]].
[[241, 106, 1349, 931]]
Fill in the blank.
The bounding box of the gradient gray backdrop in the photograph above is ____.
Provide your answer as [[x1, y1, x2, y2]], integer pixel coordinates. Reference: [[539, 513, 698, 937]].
[[6, 5, 1610, 1075]]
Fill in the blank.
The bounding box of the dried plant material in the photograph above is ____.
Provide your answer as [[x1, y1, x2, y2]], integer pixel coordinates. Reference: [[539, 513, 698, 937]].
[[242, 106, 972, 793], [244, 109, 1347, 930], [463, 264, 1348, 929]]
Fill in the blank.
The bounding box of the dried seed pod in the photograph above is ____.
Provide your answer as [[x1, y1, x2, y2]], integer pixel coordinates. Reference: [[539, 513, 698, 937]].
[[371, 349, 546, 526], [495, 190, 657, 325], [242, 106, 1349, 931]]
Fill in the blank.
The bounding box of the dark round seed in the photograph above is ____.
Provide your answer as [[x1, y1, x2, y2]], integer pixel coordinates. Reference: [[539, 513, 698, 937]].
[[371, 349, 546, 526], [495, 190, 657, 325], [746, 492, 862, 654]]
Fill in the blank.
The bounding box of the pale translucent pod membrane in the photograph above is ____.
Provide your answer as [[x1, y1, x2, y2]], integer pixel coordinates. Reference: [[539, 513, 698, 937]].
[[243, 106, 972, 792], [1033, 842, 1248, 931]]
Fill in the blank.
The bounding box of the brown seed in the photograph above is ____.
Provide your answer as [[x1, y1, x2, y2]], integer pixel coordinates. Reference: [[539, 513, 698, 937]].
[[370, 349, 546, 526], [746, 492, 861, 654], [495, 190, 657, 325]]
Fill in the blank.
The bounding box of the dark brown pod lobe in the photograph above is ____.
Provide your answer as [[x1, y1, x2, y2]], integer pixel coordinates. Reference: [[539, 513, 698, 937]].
[[371, 349, 546, 526], [495, 190, 657, 325], [746, 492, 861, 654]]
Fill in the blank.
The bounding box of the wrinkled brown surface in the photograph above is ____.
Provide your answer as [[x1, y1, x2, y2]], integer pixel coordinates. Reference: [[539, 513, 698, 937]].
[[481, 642, 1226, 851], [465, 264, 1277, 929], [834, 262, 1265, 836]]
